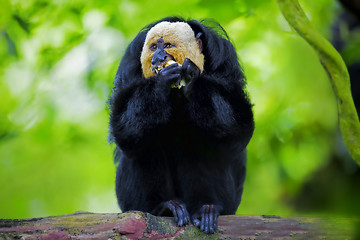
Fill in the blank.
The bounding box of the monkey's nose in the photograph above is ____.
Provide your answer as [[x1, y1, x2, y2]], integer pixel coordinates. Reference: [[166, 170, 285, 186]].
[[151, 54, 167, 66], [151, 48, 174, 66]]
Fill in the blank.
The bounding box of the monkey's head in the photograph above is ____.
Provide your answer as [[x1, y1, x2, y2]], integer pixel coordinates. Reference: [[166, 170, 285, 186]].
[[140, 21, 204, 78]]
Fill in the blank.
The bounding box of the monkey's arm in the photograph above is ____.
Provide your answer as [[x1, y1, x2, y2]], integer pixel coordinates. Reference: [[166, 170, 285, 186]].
[[184, 71, 254, 147], [110, 81, 170, 154], [190, 82, 254, 144], [110, 64, 182, 154]]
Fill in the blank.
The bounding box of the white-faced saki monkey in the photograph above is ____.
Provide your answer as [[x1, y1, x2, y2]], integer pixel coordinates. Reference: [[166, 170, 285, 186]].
[[108, 17, 254, 234]]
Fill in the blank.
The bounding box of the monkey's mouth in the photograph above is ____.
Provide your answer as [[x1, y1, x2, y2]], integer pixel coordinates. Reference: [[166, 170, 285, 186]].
[[152, 60, 177, 74]]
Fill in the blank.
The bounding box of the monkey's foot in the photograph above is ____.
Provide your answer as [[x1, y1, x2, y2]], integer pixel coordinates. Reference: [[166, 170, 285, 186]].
[[191, 204, 219, 234], [164, 200, 190, 227]]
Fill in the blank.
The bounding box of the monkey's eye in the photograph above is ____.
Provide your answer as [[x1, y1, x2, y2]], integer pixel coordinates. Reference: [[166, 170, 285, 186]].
[[164, 43, 173, 49], [150, 44, 157, 51]]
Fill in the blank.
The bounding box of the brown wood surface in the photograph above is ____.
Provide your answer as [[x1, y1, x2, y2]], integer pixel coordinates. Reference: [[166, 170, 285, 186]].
[[0, 211, 359, 239]]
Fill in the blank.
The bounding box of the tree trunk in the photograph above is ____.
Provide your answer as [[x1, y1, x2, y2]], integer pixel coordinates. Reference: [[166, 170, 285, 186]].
[[0, 211, 358, 239]]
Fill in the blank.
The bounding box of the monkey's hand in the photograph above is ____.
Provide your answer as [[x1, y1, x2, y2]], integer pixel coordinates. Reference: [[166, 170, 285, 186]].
[[157, 200, 190, 227], [191, 204, 220, 234], [182, 58, 200, 83], [156, 62, 182, 87]]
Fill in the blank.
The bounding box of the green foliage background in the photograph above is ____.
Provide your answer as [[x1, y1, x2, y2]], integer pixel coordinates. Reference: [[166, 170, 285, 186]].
[[1, 0, 359, 219]]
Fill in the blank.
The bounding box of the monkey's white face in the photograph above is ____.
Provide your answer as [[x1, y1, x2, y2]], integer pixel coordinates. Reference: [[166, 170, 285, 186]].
[[140, 21, 204, 78]]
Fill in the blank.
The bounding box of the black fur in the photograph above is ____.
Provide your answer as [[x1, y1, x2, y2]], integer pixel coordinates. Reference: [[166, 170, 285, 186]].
[[108, 17, 254, 234]]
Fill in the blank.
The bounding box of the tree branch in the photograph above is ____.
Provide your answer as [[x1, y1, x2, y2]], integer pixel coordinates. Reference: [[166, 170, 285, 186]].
[[277, 0, 360, 166]]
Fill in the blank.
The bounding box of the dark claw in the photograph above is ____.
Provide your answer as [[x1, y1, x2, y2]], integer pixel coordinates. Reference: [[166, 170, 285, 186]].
[[164, 200, 190, 227], [191, 204, 220, 234], [192, 217, 201, 227]]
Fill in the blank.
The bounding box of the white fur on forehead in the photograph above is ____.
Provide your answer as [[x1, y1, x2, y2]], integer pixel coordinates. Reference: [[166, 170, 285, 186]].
[[145, 21, 196, 44]]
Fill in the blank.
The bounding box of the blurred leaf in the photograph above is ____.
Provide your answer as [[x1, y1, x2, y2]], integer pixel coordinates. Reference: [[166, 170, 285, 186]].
[[13, 14, 30, 34]]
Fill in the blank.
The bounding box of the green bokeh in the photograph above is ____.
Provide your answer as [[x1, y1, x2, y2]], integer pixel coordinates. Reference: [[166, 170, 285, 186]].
[[1, 0, 358, 219]]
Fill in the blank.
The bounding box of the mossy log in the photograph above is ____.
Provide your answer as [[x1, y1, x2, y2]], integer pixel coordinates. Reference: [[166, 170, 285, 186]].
[[0, 211, 359, 239]]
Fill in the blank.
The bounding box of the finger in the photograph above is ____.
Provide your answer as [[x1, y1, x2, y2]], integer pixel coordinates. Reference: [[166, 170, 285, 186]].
[[182, 60, 190, 73], [177, 206, 184, 227], [200, 207, 206, 232], [192, 213, 201, 227], [181, 59, 190, 72], [167, 62, 179, 68], [166, 62, 181, 70], [166, 203, 178, 223], [182, 58, 191, 66], [204, 206, 210, 234], [159, 67, 180, 75], [180, 204, 190, 224], [168, 73, 182, 82], [209, 206, 215, 234]]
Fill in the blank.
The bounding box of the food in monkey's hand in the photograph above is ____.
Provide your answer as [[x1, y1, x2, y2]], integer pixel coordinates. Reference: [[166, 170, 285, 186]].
[[171, 79, 186, 89], [154, 60, 186, 89], [165, 59, 177, 67]]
